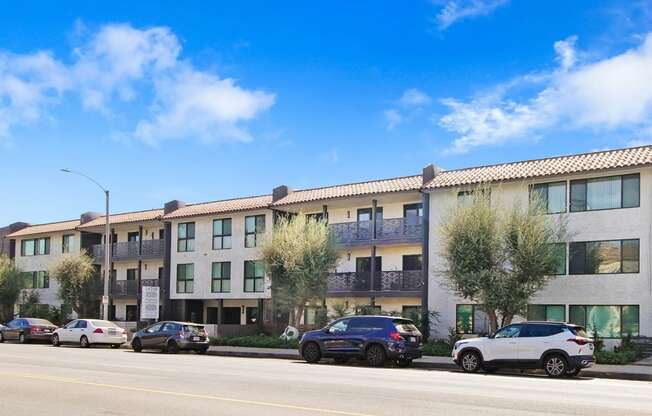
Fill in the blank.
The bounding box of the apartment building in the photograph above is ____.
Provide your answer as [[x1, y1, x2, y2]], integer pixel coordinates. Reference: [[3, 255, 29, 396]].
[[270, 176, 427, 324], [424, 146, 652, 343], [160, 196, 273, 326]]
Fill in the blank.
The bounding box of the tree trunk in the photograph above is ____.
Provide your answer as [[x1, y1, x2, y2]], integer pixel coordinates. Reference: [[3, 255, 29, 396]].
[[501, 313, 514, 328], [293, 303, 306, 328], [486, 309, 499, 333]]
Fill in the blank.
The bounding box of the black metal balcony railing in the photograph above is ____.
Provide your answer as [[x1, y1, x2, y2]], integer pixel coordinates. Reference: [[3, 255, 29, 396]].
[[110, 278, 160, 298], [327, 270, 424, 294], [329, 217, 423, 246], [92, 239, 165, 263]]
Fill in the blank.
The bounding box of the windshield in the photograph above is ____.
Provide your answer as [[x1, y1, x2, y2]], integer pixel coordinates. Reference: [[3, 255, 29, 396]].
[[90, 320, 120, 328], [26, 318, 53, 326]]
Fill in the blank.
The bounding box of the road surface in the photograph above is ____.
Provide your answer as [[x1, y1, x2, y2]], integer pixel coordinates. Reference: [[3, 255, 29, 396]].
[[0, 343, 650, 415]]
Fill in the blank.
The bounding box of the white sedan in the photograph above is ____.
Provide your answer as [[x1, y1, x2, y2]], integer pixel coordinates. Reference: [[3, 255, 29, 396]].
[[52, 319, 127, 348]]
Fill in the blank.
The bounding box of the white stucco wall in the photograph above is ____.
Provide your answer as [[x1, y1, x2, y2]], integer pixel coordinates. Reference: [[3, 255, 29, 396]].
[[427, 167, 652, 339]]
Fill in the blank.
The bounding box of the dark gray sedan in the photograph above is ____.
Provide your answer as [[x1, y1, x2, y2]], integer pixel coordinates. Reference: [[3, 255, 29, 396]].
[[0, 318, 58, 343], [131, 321, 209, 354]]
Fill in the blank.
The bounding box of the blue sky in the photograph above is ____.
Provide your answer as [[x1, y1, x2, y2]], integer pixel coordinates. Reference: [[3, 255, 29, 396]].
[[1, 1, 651, 224]]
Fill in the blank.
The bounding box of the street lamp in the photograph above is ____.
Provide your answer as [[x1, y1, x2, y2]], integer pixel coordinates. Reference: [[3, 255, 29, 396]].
[[61, 169, 111, 320]]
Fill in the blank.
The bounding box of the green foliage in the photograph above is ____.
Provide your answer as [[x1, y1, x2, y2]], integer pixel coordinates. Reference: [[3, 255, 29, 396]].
[[421, 340, 453, 357], [0, 256, 23, 322], [329, 302, 351, 319], [262, 215, 340, 327], [440, 187, 565, 331], [17, 291, 65, 325], [51, 251, 101, 318], [209, 335, 299, 349]]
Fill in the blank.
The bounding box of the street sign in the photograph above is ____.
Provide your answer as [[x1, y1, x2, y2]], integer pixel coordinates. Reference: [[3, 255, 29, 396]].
[[141, 286, 160, 320], [101, 295, 109, 305]]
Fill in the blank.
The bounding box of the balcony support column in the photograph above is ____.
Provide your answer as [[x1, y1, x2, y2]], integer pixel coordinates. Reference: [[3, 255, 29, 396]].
[[218, 299, 224, 325], [322, 204, 328, 221], [370, 245, 376, 292], [370, 199, 378, 292], [420, 191, 430, 339], [136, 259, 142, 322], [138, 225, 143, 256]]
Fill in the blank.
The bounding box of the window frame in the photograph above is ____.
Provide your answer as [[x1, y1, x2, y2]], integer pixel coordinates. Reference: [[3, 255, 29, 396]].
[[570, 174, 640, 212], [177, 222, 195, 252], [569, 239, 640, 275], [212, 218, 232, 250], [211, 261, 231, 293], [526, 304, 566, 322], [62, 234, 74, 254], [243, 260, 265, 293], [550, 242, 567, 275], [529, 181, 567, 214], [244, 215, 266, 248], [20, 237, 50, 256], [403, 203, 423, 218], [176, 263, 194, 294], [455, 304, 490, 335], [568, 304, 640, 338], [22, 271, 49, 289]]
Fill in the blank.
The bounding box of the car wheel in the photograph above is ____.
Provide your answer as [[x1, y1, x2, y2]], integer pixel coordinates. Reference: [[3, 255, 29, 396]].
[[110, 344, 120, 349], [18, 333, 27, 344], [396, 359, 412, 368], [565, 367, 582, 378], [131, 338, 142, 353], [302, 342, 321, 363], [80, 335, 90, 348], [365, 344, 386, 367], [333, 357, 349, 365], [166, 341, 179, 354], [460, 350, 481, 373], [52, 334, 60, 347], [544, 354, 567, 378]]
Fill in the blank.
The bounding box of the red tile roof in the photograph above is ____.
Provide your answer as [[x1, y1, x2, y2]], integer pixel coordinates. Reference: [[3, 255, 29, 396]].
[[77, 209, 163, 229], [423, 146, 652, 189], [271, 175, 422, 206], [7, 219, 81, 237], [162, 195, 273, 219]]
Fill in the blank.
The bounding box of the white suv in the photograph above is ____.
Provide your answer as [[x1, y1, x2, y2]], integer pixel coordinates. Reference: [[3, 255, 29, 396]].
[[452, 322, 594, 377]]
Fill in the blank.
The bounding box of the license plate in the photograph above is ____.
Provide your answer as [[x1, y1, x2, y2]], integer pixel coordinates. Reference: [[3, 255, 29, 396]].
[[192, 336, 200, 341], [410, 337, 416, 343], [42, 330, 50, 333], [108, 329, 116, 335]]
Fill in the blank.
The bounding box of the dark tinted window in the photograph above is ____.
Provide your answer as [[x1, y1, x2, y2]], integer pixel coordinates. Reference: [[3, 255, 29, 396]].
[[347, 318, 386, 331], [27, 318, 53, 326], [521, 324, 563, 337], [393, 319, 420, 334], [162, 323, 181, 332], [76, 320, 88, 329], [146, 323, 164, 333], [7, 320, 18, 328]]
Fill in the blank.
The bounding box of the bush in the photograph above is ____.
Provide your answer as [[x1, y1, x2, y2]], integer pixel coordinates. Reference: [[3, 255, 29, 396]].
[[595, 349, 640, 365], [210, 335, 299, 349], [421, 340, 453, 357]]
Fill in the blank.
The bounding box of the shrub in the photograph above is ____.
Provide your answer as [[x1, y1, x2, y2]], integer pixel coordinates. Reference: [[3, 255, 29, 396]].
[[421, 340, 453, 357], [595, 350, 639, 365], [210, 335, 299, 349]]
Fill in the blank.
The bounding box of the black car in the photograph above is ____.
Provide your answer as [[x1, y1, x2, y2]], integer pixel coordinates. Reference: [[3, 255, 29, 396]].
[[131, 321, 209, 354], [299, 316, 422, 367], [0, 318, 58, 344]]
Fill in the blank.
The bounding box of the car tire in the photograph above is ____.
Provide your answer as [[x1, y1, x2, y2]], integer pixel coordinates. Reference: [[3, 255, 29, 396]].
[[543, 354, 567, 378], [302, 342, 321, 364], [18, 333, 27, 344], [110, 344, 120, 349], [132, 338, 143, 353], [459, 350, 481, 373], [365, 344, 386, 367], [80, 335, 90, 348], [52, 334, 60, 347], [396, 359, 412, 368], [166, 341, 179, 354], [0, 331, 4, 343], [333, 357, 349, 365], [565, 367, 582, 378]]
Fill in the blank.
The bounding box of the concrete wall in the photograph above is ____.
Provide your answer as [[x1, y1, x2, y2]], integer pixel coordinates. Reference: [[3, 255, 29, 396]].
[[428, 166, 652, 339]]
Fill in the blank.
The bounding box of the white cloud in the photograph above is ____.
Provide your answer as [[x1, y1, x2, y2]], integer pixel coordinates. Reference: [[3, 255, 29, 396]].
[[384, 109, 403, 130], [438, 33, 652, 153], [0, 23, 275, 144], [434, 0, 509, 31], [399, 88, 432, 107]]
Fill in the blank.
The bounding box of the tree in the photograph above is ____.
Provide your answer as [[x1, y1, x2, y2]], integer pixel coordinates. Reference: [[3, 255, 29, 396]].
[[262, 215, 340, 328], [0, 256, 23, 322], [51, 251, 102, 318], [440, 188, 565, 332]]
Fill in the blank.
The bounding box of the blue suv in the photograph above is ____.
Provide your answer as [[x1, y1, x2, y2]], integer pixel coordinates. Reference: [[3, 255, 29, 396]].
[[299, 316, 422, 367]]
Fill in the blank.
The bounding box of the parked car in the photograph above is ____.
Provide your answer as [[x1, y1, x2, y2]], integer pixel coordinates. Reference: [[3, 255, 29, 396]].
[[51, 319, 127, 348], [452, 321, 595, 377], [131, 321, 209, 354], [299, 316, 423, 367], [0, 318, 58, 344]]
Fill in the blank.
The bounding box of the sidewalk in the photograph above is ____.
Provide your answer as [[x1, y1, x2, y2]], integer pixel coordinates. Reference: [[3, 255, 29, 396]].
[[206, 346, 652, 381]]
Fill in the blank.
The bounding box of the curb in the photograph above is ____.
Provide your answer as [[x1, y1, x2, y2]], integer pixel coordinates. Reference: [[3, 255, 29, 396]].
[[207, 350, 299, 360]]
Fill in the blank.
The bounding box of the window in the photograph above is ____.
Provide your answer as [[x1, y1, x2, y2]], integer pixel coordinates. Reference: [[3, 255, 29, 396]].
[[211, 262, 231, 293], [403, 203, 423, 218], [62, 234, 74, 253], [212, 219, 232, 250], [357, 207, 383, 222], [402, 305, 422, 322], [569, 239, 639, 274], [306, 212, 326, 222], [244, 260, 265, 292], [402, 255, 422, 271], [570, 174, 640, 212], [569, 305, 639, 338], [176, 264, 194, 293], [245, 215, 265, 248], [494, 324, 522, 338], [456, 304, 490, 334], [328, 318, 350, 334], [457, 189, 490, 206], [127, 232, 139, 242], [21, 237, 49, 256], [530, 182, 566, 213], [550, 243, 567, 275], [177, 222, 195, 252], [520, 324, 564, 337], [126, 269, 138, 281], [22, 271, 49, 289], [125, 305, 138, 321], [354, 305, 382, 315], [527, 305, 565, 322]]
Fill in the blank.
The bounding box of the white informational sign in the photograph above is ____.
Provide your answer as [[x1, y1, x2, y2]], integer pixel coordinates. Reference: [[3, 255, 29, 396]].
[[101, 295, 109, 305], [141, 286, 160, 321]]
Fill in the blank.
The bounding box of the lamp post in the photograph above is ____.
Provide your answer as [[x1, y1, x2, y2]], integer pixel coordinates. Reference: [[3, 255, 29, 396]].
[[61, 169, 111, 320]]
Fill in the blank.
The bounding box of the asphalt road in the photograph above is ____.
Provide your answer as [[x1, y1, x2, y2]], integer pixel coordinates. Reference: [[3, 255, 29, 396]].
[[0, 343, 650, 416]]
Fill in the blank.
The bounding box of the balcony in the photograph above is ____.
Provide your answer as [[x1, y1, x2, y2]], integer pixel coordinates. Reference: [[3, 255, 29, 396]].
[[328, 217, 424, 247], [327, 270, 424, 297], [110, 278, 159, 298], [93, 239, 165, 263]]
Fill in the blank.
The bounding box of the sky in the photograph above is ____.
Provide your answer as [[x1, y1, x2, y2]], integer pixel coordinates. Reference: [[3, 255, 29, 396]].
[[1, 0, 652, 224]]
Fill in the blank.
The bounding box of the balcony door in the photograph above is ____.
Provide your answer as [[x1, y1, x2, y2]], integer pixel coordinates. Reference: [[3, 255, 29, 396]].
[[355, 257, 381, 291], [357, 207, 382, 239]]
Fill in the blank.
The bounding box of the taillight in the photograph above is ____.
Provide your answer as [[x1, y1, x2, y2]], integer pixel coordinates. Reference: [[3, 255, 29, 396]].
[[94, 328, 104, 334], [567, 337, 591, 345], [389, 332, 403, 342], [30, 327, 39, 334]]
